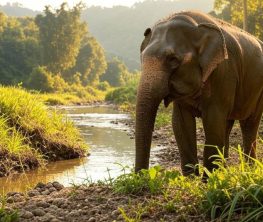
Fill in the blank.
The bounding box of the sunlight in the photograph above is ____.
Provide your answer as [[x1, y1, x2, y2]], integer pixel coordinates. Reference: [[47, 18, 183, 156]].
[[0, 0, 141, 10]]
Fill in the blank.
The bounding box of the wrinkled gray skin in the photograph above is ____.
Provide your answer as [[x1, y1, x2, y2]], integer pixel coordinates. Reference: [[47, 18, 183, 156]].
[[135, 11, 263, 175]]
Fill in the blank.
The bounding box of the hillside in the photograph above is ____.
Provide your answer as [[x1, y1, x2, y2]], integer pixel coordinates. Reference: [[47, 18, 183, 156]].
[[82, 0, 213, 70], [0, 0, 214, 70]]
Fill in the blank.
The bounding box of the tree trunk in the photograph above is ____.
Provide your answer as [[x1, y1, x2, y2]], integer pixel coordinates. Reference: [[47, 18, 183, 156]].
[[243, 0, 248, 31]]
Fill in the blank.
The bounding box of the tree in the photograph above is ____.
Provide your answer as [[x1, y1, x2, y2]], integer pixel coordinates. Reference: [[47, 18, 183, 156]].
[[214, 0, 263, 40], [100, 58, 131, 87], [0, 15, 40, 85], [69, 36, 107, 85], [27, 66, 54, 92], [243, 0, 248, 31], [35, 3, 87, 73]]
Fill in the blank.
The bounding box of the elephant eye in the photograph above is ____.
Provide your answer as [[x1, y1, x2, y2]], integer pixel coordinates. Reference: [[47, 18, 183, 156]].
[[168, 55, 180, 70]]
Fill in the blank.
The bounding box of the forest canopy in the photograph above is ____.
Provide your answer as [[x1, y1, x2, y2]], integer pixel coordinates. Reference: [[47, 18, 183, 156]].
[[0, 3, 134, 92]]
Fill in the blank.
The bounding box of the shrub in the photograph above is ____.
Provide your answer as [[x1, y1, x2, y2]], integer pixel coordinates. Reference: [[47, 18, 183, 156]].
[[27, 66, 54, 92], [96, 81, 110, 91], [105, 84, 137, 104]]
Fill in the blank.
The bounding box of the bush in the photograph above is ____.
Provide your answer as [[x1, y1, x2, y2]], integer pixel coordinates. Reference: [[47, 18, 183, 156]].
[[27, 66, 54, 92], [105, 84, 137, 104], [96, 81, 110, 91]]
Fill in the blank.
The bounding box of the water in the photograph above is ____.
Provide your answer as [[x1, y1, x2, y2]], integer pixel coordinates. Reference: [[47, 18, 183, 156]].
[[0, 105, 160, 193]]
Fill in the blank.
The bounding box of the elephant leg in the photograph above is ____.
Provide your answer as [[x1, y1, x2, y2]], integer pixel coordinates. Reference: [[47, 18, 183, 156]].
[[224, 120, 235, 159], [239, 115, 262, 160], [172, 102, 198, 176], [202, 108, 228, 172]]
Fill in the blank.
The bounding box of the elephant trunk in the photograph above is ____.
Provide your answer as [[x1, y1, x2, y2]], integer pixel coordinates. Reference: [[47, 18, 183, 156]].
[[135, 58, 169, 172]]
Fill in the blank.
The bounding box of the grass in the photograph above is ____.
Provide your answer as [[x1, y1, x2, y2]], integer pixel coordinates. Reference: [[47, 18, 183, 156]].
[[36, 86, 107, 106], [0, 86, 88, 176], [0, 195, 18, 222], [110, 147, 263, 222]]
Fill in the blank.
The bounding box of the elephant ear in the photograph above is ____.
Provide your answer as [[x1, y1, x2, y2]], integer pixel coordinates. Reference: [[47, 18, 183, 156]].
[[140, 28, 152, 53], [197, 23, 228, 83]]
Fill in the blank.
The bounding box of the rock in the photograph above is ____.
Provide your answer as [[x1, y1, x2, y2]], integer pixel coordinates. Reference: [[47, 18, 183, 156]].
[[41, 190, 50, 195], [46, 182, 53, 188], [13, 194, 25, 202], [52, 182, 64, 190], [88, 217, 96, 222], [24, 204, 36, 211], [49, 204, 59, 211], [32, 208, 45, 216], [6, 197, 14, 203], [35, 182, 46, 189], [117, 214, 123, 220], [111, 209, 120, 217], [101, 216, 109, 221], [21, 211, 34, 219], [52, 198, 64, 207], [50, 219, 61, 222], [28, 190, 40, 197], [6, 192, 18, 197], [153, 134, 159, 139], [49, 187, 57, 193], [36, 201, 50, 208], [68, 210, 80, 217], [6, 193, 24, 203], [90, 209, 99, 215], [42, 213, 55, 222]]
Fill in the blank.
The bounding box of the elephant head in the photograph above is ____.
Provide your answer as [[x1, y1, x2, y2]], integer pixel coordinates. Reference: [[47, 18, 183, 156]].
[[135, 15, 228, 172]]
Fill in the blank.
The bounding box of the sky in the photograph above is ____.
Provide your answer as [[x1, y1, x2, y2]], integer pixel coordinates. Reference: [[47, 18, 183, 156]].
[[0, 0, 143, 10]]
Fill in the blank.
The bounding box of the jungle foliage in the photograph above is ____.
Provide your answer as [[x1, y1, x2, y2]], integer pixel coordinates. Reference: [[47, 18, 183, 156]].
[[0, 3, 137, 98], [213, 0, 263, 40]]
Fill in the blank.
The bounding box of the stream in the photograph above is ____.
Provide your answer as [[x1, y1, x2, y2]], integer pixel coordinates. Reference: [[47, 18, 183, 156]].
[[0, 105, 161, 193]]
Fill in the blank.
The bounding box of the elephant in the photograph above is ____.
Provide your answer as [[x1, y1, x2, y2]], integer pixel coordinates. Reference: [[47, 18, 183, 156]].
[[135, 10, 263, 176]]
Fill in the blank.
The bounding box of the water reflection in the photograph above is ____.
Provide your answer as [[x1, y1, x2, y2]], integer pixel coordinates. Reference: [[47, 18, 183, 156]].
[[0, 105, 135, 193]]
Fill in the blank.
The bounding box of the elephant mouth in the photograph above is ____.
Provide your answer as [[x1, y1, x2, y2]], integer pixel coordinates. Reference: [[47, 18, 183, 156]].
[[163, 87, 202, 107]]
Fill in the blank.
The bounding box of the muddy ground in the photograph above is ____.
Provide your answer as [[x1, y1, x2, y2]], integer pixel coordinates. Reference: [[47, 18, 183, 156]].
[[4, 117, 263, 222]]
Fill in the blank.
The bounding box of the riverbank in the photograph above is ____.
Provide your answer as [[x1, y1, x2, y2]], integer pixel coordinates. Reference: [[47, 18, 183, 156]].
[[3, 103, 263, 221], [0, 87, 88, 177]]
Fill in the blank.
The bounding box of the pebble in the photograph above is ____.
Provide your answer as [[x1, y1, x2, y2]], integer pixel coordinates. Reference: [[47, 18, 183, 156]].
[[32, 208, 46, 216], [21, 211, 34, 219], [42, 213, 55, 221], [24, 204, 36, 211], [111, 209, 120, 217], [49, 187, 57, 193], [117, 214, 123, 220], [52, 182, 64, 190], [46, 182, 53, 188], [88, 217, 96, 222], [6, 192, 18, 197], [68, 210, 79, 217], [6, 194, 24, 203], [28, 190, 40, 197], [41, 190, 50, 195], [51, 219, 61, 222], [49, 205, 59, 211], [35, 182, 46, 189], [36, 201, 50, 208], [52, 198, 64, 207]]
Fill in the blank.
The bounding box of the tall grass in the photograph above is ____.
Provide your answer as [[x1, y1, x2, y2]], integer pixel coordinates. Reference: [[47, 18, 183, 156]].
[[0, 86, 87, 176], [112, 148, 263, 221], [36, 85, 107, 105]]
